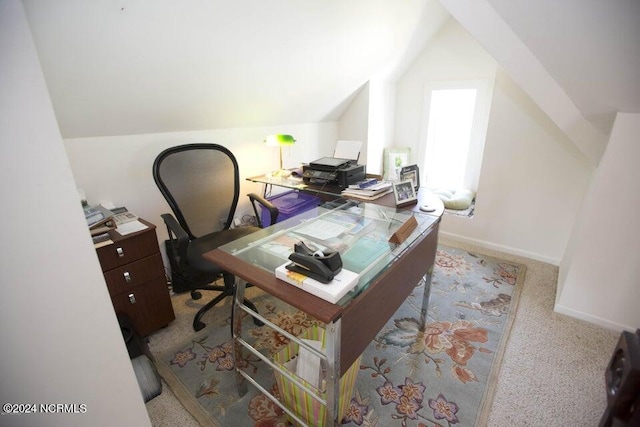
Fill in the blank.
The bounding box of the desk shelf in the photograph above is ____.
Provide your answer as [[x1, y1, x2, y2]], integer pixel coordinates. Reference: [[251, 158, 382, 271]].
[[247, 172, 445, 217]]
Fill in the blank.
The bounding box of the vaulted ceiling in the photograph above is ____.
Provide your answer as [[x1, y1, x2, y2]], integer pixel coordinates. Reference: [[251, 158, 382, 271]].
[[486, 0, 640, 135], [23, 0, 640, 140], [23, 0, 449, 138]]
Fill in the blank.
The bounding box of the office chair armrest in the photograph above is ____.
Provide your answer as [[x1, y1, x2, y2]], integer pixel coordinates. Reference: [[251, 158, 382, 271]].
[[247, 193, 278, 228], [161, 213, 189, 267]]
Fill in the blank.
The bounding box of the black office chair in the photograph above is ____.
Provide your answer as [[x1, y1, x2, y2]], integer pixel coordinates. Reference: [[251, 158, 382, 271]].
[[152, 143, 278, 331]]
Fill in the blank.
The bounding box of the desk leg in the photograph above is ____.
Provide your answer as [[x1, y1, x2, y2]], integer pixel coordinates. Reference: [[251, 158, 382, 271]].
[[232, 278, 248, 397], [325, 319, 341, 427], [419, 266, 434, 330], [420, 231, 439, 329]]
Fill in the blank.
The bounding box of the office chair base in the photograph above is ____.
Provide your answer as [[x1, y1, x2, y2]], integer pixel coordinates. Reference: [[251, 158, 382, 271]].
[[193, 291, 228, 331], [243, 299, 264, 327], [193, 321, 206, 332], [193, 291, 264, 332]]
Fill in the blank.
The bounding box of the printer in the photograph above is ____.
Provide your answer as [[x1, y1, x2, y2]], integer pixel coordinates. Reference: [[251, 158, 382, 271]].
[[302, 157, 366, 189]]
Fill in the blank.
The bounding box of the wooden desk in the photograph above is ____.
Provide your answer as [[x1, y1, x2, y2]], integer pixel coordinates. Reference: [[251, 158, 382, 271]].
[[205, 204, 441, 426]]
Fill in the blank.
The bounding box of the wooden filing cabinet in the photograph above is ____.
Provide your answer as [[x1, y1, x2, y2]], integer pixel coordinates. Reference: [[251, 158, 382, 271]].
[[96, 219, 175, 336]]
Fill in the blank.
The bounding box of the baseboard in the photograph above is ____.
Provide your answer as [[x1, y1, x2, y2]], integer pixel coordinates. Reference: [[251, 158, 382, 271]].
[[439, 231, 561, 266], [553, 303, 632, 333]]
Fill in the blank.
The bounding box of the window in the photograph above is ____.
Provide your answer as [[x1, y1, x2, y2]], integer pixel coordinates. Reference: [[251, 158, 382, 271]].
[[418, 80, 493, 191]]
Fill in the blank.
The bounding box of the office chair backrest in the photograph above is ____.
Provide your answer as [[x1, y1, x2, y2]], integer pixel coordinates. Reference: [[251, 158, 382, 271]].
[[153, 143, 240, 239]]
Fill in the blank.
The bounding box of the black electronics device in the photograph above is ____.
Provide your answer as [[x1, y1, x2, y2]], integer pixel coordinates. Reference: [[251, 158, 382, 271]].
[[302, 157, 366, 189], [599, 329, 640, 427], [285, 242, 343, 284]]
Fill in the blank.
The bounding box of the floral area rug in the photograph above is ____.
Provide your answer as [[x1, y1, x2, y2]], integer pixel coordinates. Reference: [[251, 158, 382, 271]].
[[156, 244, 525, 426]]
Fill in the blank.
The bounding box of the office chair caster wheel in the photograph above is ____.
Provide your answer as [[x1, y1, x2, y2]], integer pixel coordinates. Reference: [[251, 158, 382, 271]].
[[193, 320, 206, 331], [191, 291, 202, 300]]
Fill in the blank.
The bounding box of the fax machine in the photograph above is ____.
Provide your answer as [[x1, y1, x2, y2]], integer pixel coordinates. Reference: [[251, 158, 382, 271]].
[[302, 157, 366, 189]]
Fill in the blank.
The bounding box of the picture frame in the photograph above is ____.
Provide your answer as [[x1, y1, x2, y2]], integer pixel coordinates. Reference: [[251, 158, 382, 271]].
[[400, 164, 420, 190], [383, 147, 411, 181], [392, 180, 418, 207]]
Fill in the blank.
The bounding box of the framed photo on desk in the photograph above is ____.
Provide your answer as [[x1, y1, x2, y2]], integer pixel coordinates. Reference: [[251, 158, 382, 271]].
[[400, 164, 420, 190], [392, 180, 418, 207]]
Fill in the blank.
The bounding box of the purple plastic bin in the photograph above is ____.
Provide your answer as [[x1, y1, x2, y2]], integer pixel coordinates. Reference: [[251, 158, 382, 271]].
[[261, 191, 320, 227]]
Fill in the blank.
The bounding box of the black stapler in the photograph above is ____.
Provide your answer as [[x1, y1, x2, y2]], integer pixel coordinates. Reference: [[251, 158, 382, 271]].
[[286, 242, 343, 284]]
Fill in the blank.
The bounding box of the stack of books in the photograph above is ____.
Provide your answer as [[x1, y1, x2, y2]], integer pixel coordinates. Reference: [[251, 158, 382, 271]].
[[341, 179, 392, 200]]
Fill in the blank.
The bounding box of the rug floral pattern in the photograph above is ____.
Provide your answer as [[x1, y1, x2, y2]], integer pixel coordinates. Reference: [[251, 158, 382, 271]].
[[160, 245, 524, 426]]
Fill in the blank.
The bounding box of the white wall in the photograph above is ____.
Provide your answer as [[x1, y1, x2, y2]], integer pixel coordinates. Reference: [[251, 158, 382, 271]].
[[394, 21, 594, 264], [486, 0, 640, 136], [23, 0, 432, 139], [395, 20, 497, 154], [438, 0, 607, 166], [435, 0, 638, 333], [557, 113, 640, 331], [0, 1, 151, 425], [366, 77, 397, 175], [338, 84, 370, 165], [336, 75, 399, 176], [64, 123, 338, 244], [337, 0, 450, 175]]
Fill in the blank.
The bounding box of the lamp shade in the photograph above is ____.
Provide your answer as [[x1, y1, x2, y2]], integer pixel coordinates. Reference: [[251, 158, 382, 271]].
[[264, 134, 296, 146]]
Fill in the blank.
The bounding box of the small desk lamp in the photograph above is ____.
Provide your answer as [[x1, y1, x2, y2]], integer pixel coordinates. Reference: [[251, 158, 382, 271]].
[[265, 134, 296, 177]]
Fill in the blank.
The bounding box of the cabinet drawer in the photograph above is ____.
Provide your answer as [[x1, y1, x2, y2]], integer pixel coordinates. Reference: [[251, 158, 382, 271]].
[[103, 253, 165, 298], [110, 278, 175, 337], [97, 228, 159, 271]]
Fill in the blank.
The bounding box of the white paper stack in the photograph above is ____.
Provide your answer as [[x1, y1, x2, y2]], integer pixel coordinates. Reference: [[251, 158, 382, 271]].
[[341, 181, 393, 200]]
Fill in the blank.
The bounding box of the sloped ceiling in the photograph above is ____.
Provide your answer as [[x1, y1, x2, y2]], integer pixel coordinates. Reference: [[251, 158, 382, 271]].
[[23, 0, 448, 138], [486, 0, 640, 135], [23, 1, 639, 141]]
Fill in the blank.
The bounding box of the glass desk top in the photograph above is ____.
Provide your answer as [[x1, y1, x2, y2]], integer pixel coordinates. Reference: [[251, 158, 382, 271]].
[[218, 202, 440, 306]]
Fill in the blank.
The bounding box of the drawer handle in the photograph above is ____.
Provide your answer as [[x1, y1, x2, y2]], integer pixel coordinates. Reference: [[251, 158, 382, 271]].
[[116, 247, 125, 258], [123, 271, 131, 283], [128, 293, 136, 304]]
